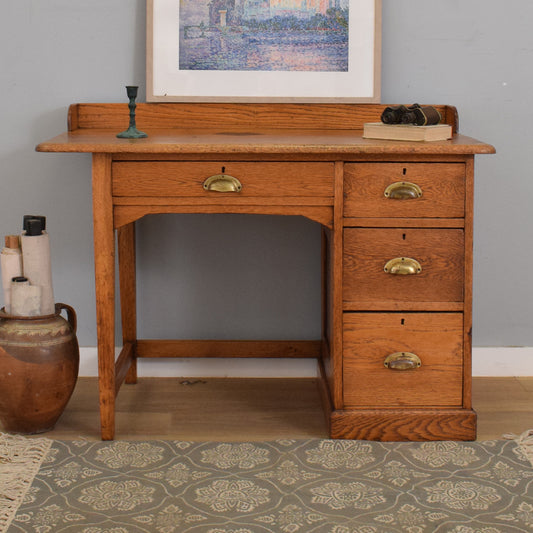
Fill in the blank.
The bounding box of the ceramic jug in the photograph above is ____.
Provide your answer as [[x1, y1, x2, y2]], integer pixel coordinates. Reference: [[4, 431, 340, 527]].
[[0, 303, 79, 433]]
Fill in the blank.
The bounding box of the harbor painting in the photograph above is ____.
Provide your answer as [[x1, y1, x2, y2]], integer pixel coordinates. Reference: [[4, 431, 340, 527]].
[[148, 0, 380, 101], [179, 0, 349, 72]]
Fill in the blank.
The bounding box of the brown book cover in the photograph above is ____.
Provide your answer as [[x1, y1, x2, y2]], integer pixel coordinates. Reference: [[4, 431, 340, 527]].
[[363, 122, 453, 142]]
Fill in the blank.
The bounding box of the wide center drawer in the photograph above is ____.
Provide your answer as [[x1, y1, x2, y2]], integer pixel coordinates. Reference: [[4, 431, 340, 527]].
[[343, 312, 464, 408], [112, 161, 334, 198], [344, 162, 465, 218], [343, 228, 464, 310]]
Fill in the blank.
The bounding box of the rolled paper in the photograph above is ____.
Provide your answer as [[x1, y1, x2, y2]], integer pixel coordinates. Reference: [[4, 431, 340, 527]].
[[10, 277, 42, 316], [21, 218, 55, 315], [1, 235, 23, 313]]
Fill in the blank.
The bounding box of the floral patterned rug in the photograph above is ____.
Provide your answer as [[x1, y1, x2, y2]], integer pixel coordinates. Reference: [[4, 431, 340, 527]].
[[2, 433, 533, 533]]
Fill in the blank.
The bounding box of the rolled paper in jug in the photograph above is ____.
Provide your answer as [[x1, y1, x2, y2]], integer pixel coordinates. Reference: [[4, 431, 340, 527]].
[[21, 217, 55, 315], [10, 276, 42, 316], [1, 235, 23, 313]]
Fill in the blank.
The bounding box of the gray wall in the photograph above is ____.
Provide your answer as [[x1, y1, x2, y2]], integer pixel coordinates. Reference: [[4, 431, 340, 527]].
[[1, 1, 531, 347]]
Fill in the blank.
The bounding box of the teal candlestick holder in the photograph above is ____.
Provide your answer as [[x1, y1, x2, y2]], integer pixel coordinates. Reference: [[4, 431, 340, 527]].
[[117, 86, 147, 139]]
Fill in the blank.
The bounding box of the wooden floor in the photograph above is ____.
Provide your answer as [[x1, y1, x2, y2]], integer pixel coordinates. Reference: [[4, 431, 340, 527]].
[[6, 377, 532, 442]]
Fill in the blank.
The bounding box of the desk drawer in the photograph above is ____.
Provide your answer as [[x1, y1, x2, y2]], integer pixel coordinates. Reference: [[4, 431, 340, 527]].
[[344, 163, 465, 218], [343, 313, 464, 408], [112, 162, 334, 198], [343, 228, 464, 309]]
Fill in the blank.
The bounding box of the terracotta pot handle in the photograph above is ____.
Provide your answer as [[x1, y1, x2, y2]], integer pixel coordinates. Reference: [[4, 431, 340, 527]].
[[57, 303, 77, 333]]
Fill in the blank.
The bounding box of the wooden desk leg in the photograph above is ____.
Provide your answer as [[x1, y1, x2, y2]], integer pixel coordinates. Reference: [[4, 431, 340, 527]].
[[92, 154, 116, 440], [118, 222, 137, 384]]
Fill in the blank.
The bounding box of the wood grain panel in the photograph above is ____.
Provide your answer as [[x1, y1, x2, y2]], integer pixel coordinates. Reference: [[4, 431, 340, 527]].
[[37, 131, 495, 156], [70, 103, 458, 132], [91, 154, 116, 440], [112, 161, 333, 198], [344, 163, 465, 218], [113, 205, 333, 230], [343, 228, 464, 308], [345, 218, 464, 228], [343, 313, 463, 408], [463, 156, 475, 410], [117, 223, 137, 384], [136, 340, 322, 358], [330, 408, 476, 441]]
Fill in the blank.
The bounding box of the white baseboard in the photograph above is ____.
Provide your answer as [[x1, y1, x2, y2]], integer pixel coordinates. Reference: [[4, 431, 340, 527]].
[[78, 346, 533, 378], [471, 347, 533, 376]]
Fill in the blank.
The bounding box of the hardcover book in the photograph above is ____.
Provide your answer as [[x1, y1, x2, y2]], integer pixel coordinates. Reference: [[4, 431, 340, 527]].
[[363, 122, 453, 142]]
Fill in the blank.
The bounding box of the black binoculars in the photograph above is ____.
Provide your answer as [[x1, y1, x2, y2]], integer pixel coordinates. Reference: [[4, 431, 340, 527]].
[[381, 104, 441, 126]]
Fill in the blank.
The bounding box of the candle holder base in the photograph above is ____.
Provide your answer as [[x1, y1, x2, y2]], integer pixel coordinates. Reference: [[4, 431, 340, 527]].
[[117, 126, 148, 139]]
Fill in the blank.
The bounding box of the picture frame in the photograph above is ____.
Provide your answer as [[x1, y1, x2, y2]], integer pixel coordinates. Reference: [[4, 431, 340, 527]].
[[147, 0, 381, 103]]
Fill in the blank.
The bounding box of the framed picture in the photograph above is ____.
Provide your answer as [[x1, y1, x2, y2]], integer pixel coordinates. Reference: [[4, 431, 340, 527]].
[[147, 0, 381, 102]]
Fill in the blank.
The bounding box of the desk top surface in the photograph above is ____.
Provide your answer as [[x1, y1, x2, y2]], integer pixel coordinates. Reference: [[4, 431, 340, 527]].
[[36, 103, 495, 156], [37, 129, 494, 156]]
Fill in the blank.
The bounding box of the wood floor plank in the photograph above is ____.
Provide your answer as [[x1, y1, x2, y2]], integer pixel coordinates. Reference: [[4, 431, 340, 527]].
[[3, 377, 531, 441], [517, 377, 533, 393]]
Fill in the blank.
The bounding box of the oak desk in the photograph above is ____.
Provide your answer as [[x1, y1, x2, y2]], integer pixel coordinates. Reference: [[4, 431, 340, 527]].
[[37, 103, 494, 441]]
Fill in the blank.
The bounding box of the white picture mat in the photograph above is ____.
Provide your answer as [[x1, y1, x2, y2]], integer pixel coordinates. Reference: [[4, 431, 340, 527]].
[[147, 0, 381, 102]]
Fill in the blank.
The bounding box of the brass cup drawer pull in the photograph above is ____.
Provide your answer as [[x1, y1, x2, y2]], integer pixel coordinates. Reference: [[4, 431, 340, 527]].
[[384, 181, 423, 199], [384, 352, 422, 371], [384, 257, 422, 275], [203, 174, 242, 192]]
